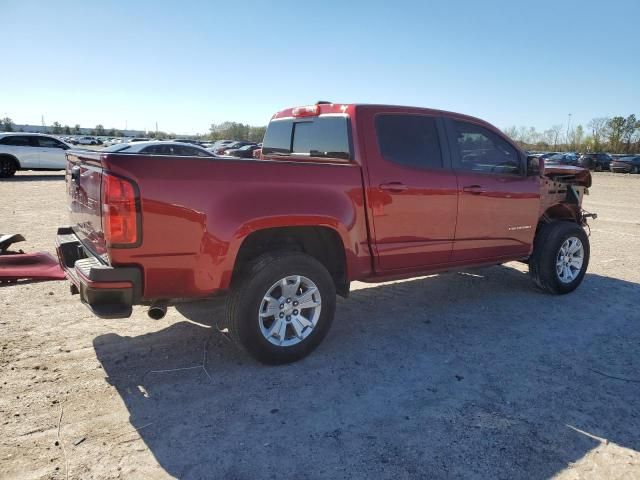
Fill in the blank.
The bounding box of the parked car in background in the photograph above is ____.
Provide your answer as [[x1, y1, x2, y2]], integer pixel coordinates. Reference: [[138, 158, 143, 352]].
[[56, 102, 594, 364], [579, 153, 612, 171], [76, 136, 101, 145], [103, 138, 123, 147], [545, 152, 580, 166], [215, 141, 254, 155], [102, 141, 215, 157], [205, 140, 234, 152], [173, 139, 203, 146], [610, 155, 640, 173], [0, 133, 70, 177], [127, 137, 152, 143], [223, 144, 260, 158]]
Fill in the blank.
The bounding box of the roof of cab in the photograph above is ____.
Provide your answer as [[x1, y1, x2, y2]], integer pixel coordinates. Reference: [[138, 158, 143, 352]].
[[270, 102, 496, 129]]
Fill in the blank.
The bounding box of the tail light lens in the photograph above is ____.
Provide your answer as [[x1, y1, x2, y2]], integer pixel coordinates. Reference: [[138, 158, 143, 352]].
[[102, 173, 140, 246]]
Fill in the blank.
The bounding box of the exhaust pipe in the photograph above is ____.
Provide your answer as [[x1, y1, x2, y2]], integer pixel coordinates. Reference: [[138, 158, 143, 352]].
[[147, 304, 167, 320]]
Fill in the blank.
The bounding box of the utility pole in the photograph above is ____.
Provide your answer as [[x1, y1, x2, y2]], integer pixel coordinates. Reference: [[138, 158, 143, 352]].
[[566, 113, 572, 149]]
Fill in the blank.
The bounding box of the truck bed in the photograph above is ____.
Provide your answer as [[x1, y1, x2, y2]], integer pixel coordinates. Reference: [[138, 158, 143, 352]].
[[64, 150, 372, 300]]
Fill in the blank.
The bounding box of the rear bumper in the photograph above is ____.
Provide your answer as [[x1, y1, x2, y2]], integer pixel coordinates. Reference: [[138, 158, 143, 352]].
[[55, 226, 142, 319]]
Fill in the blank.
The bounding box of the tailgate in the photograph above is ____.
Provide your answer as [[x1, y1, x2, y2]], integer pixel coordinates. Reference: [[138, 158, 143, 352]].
[[65, 150, 108, 260]]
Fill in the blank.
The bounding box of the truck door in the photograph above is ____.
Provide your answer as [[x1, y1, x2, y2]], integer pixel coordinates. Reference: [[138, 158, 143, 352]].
[[444, 118, 540, 262], [359, 107, 458, 271]]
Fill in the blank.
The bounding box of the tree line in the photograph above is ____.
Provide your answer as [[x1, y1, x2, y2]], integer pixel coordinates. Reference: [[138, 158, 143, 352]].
[[503, 114, 639, 154], [0, 118, 123, 137], [0, 117, 268, 143]]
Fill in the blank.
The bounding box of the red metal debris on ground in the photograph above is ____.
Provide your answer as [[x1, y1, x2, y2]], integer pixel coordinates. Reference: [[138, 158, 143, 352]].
[[0, 252, 66, 283]]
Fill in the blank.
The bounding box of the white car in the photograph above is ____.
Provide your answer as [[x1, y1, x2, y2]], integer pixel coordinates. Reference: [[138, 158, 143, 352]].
[[76, 136, 99, 145], [103, 138, 123, 147], [0, 133, 71, 178]]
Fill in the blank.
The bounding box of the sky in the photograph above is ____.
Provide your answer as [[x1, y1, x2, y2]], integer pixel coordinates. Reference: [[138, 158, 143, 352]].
[[1, 0, 639, 135]]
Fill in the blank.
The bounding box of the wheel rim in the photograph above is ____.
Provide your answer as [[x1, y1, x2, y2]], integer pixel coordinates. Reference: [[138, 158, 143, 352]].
[[0, 159, 15, 177], [258, 275, 322, 347], [556, 236, 584, 284]]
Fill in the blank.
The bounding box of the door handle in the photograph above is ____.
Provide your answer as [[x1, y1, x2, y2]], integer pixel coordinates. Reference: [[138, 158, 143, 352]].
[[462, 185, 486, 194], [379, 182, 408, 193]]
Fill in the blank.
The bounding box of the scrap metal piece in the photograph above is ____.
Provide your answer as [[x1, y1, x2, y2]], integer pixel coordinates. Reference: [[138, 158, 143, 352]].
[[0, 234, 26, 254]]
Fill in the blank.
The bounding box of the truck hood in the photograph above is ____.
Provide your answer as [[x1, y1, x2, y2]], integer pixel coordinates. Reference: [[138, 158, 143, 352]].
[[542, 163, 591, 188]]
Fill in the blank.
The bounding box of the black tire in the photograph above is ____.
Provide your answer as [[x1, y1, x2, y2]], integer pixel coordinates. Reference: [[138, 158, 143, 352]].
[[594, 163, 602, 172], [0, 156, 18, 178], [224, 252, 336, 364], [529, 222, 590, 294]]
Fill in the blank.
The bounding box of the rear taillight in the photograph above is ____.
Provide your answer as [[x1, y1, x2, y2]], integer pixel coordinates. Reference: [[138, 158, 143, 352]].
[[102, 173, 140, 246]]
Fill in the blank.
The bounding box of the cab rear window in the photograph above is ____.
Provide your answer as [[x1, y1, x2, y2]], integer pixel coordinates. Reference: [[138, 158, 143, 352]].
[[262, 116, 351, 160]]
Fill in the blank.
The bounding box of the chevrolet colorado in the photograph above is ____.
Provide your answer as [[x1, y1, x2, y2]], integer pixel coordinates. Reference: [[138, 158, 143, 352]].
[[56, 103, 593, 363]]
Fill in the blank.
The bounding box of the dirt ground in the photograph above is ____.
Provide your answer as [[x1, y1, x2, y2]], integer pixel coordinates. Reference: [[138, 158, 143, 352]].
[[1, 171, 639, 480]]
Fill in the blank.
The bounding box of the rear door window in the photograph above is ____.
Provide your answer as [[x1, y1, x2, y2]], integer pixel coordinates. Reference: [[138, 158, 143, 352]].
[[263, 116, 351, 160], [0, 135, 32, 146], [375, 114, 443, 169]]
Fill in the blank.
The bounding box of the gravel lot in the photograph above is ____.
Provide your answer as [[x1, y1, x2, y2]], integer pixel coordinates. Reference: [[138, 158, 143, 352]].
[[1, 171, 639, 479]]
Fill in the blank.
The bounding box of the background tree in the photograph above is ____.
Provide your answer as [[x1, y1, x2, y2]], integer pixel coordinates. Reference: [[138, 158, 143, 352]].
[[567, 125, 584, 151], [550, 124, 564, 149], [52, 121, 62, 134], [63, 125, 71, 134], [621, 114, 638, 153], [605, 117, 626, 153], [95, 124, 105, 136], [1, 117, 15, 132], [587, 117, 609, 151], [73, 124, 81, 134], [503, 126, 518, 140]]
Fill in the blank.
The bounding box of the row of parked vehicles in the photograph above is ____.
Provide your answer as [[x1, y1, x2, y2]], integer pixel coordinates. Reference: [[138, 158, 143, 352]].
[[530, 151, 640, 173], [0, 133, 262, 177]]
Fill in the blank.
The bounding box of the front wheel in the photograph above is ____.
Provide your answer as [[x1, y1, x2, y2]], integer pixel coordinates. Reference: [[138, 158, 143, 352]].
[[224, 252, 336, 364], [529, 222, 590, 294]]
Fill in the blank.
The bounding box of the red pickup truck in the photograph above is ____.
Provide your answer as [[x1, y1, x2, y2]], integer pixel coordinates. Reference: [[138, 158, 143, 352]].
[[56, 102, 593, 363]]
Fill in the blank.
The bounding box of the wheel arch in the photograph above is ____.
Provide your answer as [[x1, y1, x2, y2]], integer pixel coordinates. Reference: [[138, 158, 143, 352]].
[[230, 225, 350, 297]]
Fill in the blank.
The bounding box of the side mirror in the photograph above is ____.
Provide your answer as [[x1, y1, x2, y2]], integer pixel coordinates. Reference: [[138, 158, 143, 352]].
[[527, 155, 543, 176]]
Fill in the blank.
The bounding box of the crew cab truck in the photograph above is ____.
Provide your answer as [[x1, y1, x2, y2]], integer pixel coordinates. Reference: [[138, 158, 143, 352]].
[[56, 103, 593, 364]]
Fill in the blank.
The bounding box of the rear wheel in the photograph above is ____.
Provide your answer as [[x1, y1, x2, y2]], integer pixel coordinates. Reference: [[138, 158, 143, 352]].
[[224, 252, 336, 364], [529, 222, 589, 294], [0, 156, 18, 178]]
